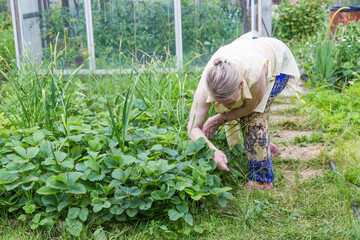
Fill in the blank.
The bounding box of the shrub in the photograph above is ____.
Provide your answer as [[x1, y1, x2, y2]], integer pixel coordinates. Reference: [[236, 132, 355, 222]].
[[273, 0, 328, 42]]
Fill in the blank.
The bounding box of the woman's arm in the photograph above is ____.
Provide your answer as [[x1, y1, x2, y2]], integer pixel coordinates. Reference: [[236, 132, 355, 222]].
[[187, 88, 230, 171], [202, 64, 267, 140], [187, 88, 213, 148]]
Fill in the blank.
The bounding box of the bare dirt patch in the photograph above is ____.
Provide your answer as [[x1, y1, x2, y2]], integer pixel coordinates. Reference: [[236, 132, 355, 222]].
[[272, 130, 313, 142], [283, 169, 324, 184], [270, 114, 304, 123], [277, 144, 322, 160], [271, 104, 292, 112], [271, 131, 322, 160]]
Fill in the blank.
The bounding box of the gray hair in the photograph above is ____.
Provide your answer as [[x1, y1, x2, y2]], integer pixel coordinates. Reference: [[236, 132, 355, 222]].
[[206, 57, 242, 102]]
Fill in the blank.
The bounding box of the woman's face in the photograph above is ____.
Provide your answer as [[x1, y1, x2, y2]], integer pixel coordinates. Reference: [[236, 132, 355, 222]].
[[220, 89, 242, 108]]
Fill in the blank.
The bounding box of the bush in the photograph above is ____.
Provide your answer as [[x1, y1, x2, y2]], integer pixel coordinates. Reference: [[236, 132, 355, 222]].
[[273, 0, 328, 42]]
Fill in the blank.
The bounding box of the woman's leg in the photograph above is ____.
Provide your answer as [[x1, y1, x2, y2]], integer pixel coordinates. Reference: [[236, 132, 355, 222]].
[[240, 107, 273, 183], [240, 74, 291, 184]]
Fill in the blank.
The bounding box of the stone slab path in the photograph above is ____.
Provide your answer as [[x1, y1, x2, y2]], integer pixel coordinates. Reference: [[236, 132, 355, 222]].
[[270, 79, 324, 183]]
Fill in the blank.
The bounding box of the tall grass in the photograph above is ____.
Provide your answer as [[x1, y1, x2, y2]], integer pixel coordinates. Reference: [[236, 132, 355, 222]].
[[89, 52, 200, 138], [95, 68, 139, 152], [310, 33, 338, 85], [0, 41, 85, 134], [0, 35, 201, 150]]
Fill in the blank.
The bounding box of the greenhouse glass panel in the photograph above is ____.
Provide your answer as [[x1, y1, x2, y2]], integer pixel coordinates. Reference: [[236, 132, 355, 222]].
[[13, 0, 246, 71], [181, 0, 243, 65], [18, 0, 88, 69], [92, 0, 176, 69]]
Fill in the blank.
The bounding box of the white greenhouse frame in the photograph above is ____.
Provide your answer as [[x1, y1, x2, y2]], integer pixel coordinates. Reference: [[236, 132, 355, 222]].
[[10, 0, 269, 72]]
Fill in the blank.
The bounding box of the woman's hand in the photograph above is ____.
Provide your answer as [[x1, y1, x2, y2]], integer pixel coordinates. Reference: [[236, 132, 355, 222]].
[[213, 149, 230, 171], [202, 114, 224, 140]]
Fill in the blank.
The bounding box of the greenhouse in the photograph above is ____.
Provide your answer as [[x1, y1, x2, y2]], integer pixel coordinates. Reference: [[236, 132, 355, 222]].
[[10, 0, 273, 71], [1, 0, 360, 238]]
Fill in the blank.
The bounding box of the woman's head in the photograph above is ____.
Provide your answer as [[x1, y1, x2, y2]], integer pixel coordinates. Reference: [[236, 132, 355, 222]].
[[206, 57, 243, 107]]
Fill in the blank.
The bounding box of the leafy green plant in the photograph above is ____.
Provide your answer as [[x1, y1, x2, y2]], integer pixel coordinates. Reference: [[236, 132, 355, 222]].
[[273, 0, 328, 42], [0, 126, 234, 236]]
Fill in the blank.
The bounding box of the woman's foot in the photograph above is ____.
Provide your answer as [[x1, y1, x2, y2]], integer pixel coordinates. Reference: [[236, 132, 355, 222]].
[[270, 143, 279, 154], [245, 181, 273, 190]]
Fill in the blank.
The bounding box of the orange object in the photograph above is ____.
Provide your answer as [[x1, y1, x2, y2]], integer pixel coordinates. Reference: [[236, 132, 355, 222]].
[[329, 6, 360, 35]]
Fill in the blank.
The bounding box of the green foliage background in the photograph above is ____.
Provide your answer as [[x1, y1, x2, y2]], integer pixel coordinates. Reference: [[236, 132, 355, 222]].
[[39, 0, 242, 68], [273, 0, 328, 42], [0, 8, 15, 73], [292, 21, 360, 87]]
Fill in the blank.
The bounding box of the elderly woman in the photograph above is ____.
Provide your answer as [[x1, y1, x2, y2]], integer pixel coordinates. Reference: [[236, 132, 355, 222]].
[[187, 31, 300, 190]]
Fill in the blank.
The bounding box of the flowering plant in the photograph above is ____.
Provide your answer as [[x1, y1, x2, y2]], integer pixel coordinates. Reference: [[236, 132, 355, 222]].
[[332, 21, 360, 85]]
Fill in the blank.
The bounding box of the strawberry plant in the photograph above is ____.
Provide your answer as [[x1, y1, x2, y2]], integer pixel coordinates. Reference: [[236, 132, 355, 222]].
[[0, 52, 234, 237], [0, 127, 234, 236]]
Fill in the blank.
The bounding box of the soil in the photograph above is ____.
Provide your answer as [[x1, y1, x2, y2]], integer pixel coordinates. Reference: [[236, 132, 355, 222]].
[[271, 104, 292, 112], [272, 130, 313, 142], [283, 169, 324, 184], [277, 145, 322, 160], [270, 114, 302, 123]]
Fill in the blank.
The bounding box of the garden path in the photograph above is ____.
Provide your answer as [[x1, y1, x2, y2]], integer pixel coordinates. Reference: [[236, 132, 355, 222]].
[[270, 78, 324, 185]]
